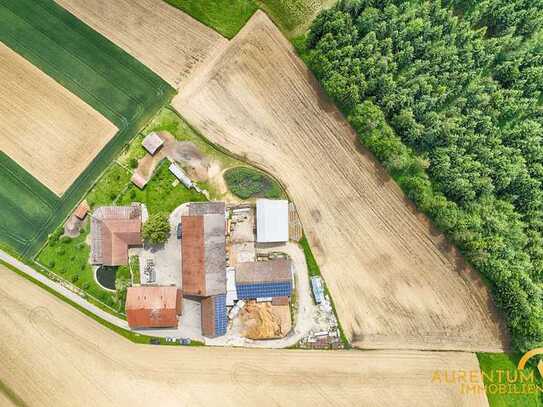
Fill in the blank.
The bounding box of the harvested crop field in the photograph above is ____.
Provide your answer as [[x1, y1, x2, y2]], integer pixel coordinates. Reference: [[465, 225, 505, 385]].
[[0, 42, 117, 196], [173, 12, 507, 351], [56, 0, 228, 88], [0, 265, 489, 407]]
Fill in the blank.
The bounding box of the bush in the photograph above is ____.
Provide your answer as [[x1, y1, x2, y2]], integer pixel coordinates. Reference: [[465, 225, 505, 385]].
[[82, 282, 90, 290], [56, 248, 65, 256], [142, 212, 171, 245], [48, 260, 55, 268], [71, 275, 79, 283], [129, 158, 138, 169], [224, 167, 282, 199]]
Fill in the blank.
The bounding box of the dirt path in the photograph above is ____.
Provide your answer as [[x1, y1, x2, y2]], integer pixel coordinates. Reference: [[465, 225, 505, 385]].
[[173, 11, 507, 351], [55, 0, 228, 88], [0, 265, 488, 407]]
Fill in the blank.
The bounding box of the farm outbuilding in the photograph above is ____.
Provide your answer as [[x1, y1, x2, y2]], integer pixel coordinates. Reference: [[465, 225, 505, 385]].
[[235, 259, 292, 299], [256, 199, 289, 243], [169, 162, 193, 189], [74, 200, 90, 220], [181, 202, 226, 297], [125, 286, 182, 329], [142, 132, 164, 155], [90, 204, 142, 266], [201, 294, 227, 337]]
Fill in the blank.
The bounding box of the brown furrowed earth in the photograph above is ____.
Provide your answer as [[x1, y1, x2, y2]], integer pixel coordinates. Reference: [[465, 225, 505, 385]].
[[173, 11, 508, 352], [0, 265, 489, 407], [55, 0, 228, 88], [0, 42, 117, 196]]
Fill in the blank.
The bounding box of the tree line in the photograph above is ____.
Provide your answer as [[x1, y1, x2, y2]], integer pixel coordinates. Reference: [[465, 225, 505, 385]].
[[306, 0, 543, 353]]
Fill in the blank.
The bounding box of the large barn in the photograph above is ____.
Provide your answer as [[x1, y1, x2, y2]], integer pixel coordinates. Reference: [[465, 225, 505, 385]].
[[235, 259, 292, 299], [256, 199, 289, 243], [181, 202, 226, 297]]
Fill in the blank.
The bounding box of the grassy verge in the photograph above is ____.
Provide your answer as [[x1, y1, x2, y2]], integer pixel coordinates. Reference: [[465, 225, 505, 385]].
[[224, 166, 283, 199], [163, 0, 258, 39], [299, 236, 350, 347], [0, 260, 203, 346], [477, 353, 543, 406]]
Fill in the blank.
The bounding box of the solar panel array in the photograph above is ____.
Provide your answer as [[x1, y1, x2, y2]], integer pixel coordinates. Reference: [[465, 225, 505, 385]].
[[213, 294, 227, 336], [236, 281, 292, 299]]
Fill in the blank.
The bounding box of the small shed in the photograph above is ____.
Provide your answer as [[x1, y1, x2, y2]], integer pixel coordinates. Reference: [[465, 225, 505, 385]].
[[74, 200, 90, 220], [256, 199, 289, 243], [142, 132, 164, 155]]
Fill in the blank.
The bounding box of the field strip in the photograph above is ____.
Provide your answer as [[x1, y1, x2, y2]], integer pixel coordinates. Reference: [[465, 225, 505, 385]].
[[173, 11, 507, 352], [0, 263, 489, 407], [55, 0, 229, 88], [0, 42, 117, 196]]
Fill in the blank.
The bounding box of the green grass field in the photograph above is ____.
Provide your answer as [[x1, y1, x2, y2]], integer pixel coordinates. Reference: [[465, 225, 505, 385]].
[[163, 0, 258, 39], [477, 353, 543, 406], [0, 0, 175, 257], [163, 0, 333, 38]]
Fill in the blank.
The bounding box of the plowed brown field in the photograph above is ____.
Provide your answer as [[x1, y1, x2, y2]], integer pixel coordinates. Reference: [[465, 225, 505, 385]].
[[173, 11, 507, 351], [0, 42, 117, 196], [56, 0, 228, 88], [0, 265, 488, 407]]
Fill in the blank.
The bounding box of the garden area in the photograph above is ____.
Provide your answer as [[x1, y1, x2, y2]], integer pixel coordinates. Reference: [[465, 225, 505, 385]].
[[224, 166, 283, 199]]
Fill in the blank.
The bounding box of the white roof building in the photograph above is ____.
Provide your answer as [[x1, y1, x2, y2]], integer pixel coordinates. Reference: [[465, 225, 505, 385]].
[[169, 162, 194, 189], [256, 199, 289, 243]]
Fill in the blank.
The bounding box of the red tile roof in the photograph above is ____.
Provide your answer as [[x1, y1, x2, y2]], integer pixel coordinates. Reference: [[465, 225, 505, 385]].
[[74, 200, 90, 220], [181, 215, 206, 296], [91, 205, 142, 266], [126, 286, 181, 329]]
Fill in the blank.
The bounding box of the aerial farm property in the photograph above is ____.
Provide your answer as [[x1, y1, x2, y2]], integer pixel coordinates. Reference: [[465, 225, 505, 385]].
[[3, 0, 539, 405]]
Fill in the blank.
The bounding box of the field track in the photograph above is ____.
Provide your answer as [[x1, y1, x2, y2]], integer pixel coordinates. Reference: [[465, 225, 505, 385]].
[[56, 0, 228, 88], [0, 42, 117, 195], [0, 265, 489, 407], [173, 11, 508, 351]]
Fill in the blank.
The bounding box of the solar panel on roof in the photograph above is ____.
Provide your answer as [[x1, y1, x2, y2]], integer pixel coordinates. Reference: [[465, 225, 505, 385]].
[[213, 294, 227, 336], [236, 282, 292, 299]]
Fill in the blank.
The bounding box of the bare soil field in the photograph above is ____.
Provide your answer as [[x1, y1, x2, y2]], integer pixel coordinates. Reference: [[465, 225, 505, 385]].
[[55, 0, 228, 88], [0, 42, 117, 196], [173, 12, 507, 351], [0, 265, 488, 407]]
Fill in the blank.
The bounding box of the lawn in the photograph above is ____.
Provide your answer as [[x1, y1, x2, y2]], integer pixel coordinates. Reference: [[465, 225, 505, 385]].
[[86, 164, 132, 209], [163, 0, 258, 39], [118, 161, 205, 215], [477, 353, 543, 407], [224, 166, 283, 199], [0, 0, 174, 256]]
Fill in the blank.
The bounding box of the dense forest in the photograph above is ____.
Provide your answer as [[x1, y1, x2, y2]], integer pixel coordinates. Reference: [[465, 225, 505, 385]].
[[306, 0, 543, 353]]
